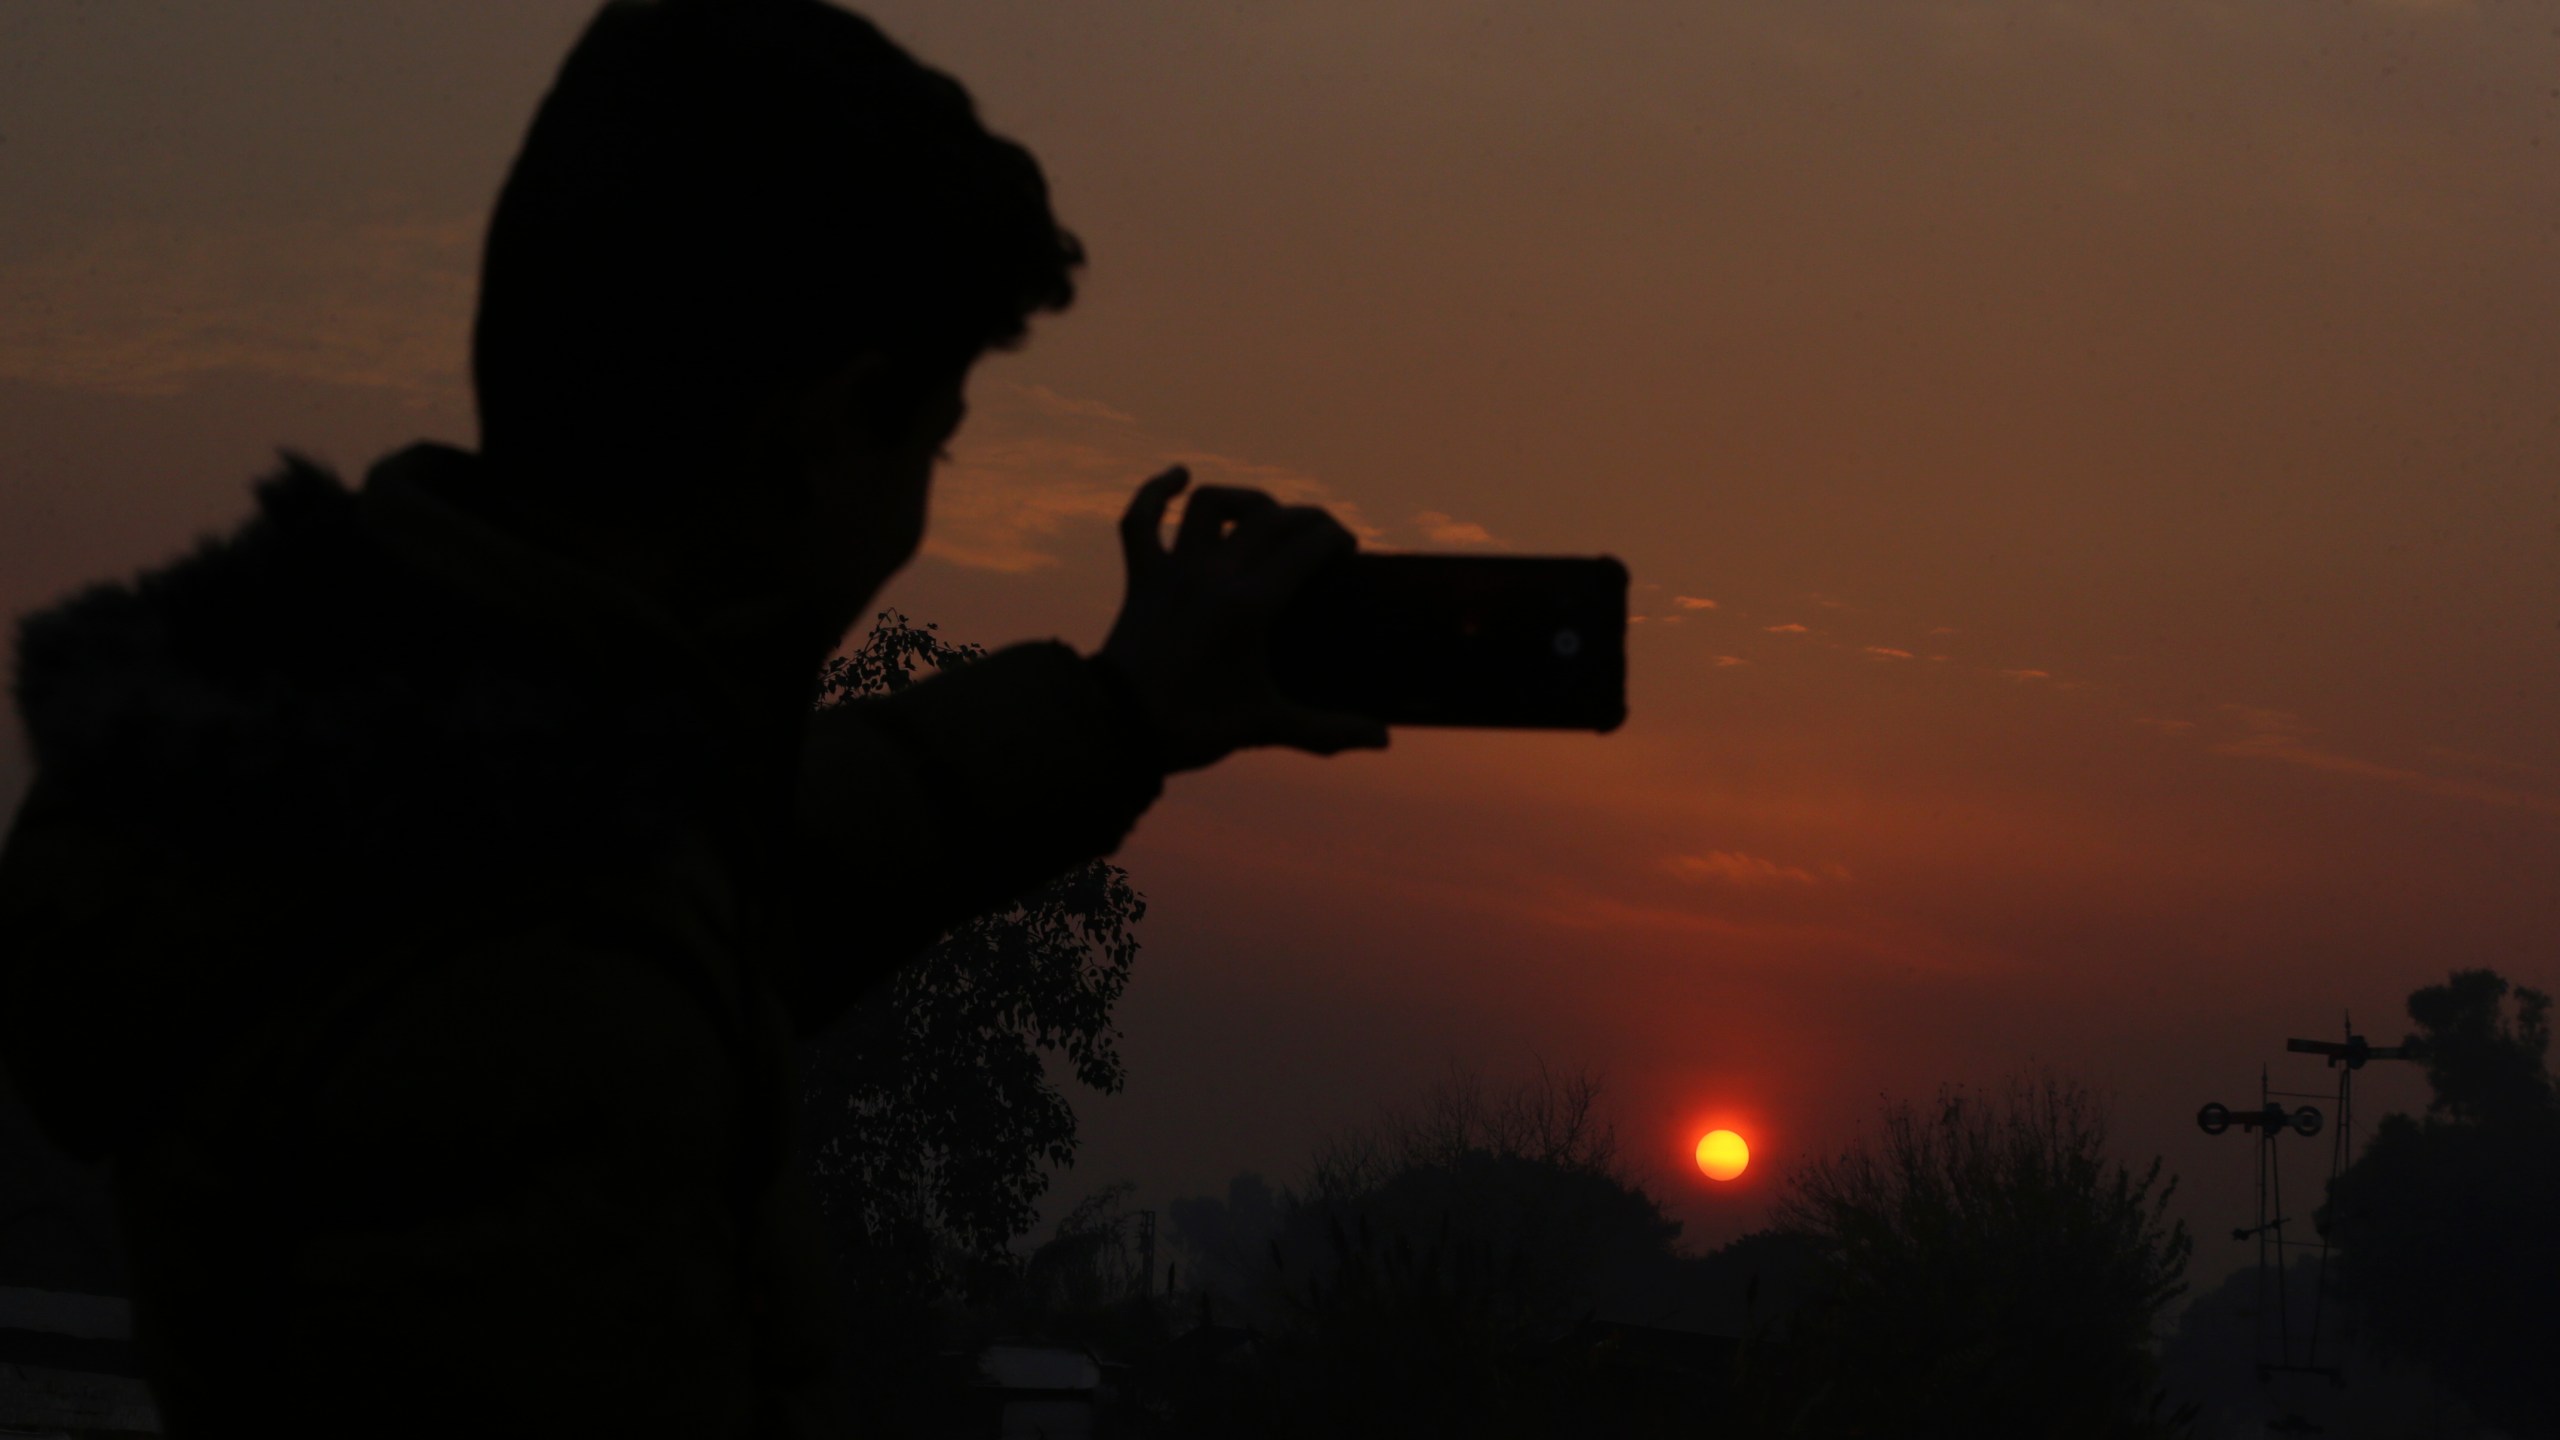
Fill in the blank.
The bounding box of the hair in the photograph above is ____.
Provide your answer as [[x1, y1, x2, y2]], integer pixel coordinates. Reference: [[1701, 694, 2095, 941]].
[[471, 0, 1082, 504]]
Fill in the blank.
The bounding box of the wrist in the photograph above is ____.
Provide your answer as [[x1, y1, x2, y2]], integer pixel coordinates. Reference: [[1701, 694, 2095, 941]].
[[1086, 649, 1173, 779]]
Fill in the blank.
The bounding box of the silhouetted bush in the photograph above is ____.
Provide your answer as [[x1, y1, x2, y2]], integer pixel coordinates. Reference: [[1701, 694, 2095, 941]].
[[1741, 1071, 2193, 1438], [1167, 1065, 1724, 1438]]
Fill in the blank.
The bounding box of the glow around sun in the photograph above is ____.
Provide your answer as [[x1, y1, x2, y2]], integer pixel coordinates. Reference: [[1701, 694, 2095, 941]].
[[1695, 1129, 1750, 1182]]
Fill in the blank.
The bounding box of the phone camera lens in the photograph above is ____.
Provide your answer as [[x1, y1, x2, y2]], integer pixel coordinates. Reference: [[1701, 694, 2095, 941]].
[[1553, 628, 1582, 659]]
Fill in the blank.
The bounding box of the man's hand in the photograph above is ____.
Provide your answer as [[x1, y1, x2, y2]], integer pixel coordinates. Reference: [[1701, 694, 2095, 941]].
[[1097, 466, 1391, 774]]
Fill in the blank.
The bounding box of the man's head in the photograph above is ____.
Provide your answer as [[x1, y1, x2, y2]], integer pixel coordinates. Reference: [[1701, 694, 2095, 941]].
[[472, 0, 1080, 588]]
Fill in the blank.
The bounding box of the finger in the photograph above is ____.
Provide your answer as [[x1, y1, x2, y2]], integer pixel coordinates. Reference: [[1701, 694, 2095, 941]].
[[1274, 703, 1392, 756], [1173, 486, 1281, 554], [1119, 467, 1190, 575], [1233, 508, 1358, 609], [1231, 502, 1351, 564]]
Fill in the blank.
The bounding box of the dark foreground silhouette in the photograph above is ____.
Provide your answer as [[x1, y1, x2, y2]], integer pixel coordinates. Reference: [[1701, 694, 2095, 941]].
[[0, 2, 1378, 1434]]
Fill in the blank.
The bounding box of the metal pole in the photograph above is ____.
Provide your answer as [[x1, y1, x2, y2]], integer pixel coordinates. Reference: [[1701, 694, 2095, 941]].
[[1137, 1210, 1157, 1301], [2265, 1066, 2292, 1369]]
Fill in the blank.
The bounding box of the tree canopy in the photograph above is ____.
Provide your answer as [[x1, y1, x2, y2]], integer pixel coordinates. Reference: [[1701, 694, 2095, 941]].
[[797, 612, 1146, 1306], [2324, 968, 2559, 1438], [1170, 1065, 1720, 1438], [1747, 1072, 2193, 1438]]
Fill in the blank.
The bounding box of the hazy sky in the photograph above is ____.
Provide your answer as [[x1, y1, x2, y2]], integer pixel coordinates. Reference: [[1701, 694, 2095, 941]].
[[5, 0, 2555, 1280]]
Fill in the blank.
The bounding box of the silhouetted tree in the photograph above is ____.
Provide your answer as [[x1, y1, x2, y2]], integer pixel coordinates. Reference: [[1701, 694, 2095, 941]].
[[797, 612, 1145, 1309], [2324, 969, 2560, 1439], [1280, 1065, 1680, 1330], [984, 1179, 1180, 1364], [2403, 966, 2551, 1126], [1020, 1182, 1150, 1315], [1745, 1072, 2193, 1438], [1179, 1065, 1715, 1439], [1166, 1171, 1283, 1319]]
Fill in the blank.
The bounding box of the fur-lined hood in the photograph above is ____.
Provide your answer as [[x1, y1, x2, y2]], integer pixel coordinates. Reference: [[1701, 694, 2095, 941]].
[[12, 444, 737, 879], [1, 443, 757, 1160]]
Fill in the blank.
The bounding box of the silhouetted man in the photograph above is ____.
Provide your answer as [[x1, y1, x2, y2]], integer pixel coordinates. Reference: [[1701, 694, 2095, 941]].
[[0, 2, 1383, 1434]]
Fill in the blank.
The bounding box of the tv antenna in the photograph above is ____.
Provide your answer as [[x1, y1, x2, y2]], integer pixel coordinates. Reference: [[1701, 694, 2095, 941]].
[[2195, 1014, 2423, 1431], [2197, 1065, 2331, 1387], [2277, 1022, 2419, 1382]]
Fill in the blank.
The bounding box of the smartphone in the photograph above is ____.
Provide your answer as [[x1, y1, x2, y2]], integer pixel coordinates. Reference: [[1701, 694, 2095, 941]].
[[1267, 554, 1628, 732]]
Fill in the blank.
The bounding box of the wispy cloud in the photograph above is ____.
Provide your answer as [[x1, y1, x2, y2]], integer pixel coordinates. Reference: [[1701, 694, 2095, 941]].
[[1412, 510, 1499, 546], [1764, 622, 1810, 635], [1522, 888, 1975, 973], [1019, 383, 1138, 425], [923, 435, 1141, 573], [2000, 668, 2053, 682], [2200, 704, 2560, 816], [1673, 595, 1718, 611], [1665, 851, 1827, 887], [1865, 646, 1915, 660], [0, 215, 477, 403], [2423, 747, 2560, 782], [926, 380, 1503, 573]]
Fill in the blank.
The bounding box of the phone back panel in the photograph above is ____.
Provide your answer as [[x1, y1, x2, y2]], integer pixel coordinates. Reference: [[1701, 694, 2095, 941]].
[[1269, 554, 1628, 732]]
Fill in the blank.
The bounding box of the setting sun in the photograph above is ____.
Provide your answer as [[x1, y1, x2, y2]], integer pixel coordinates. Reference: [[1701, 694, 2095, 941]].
[[1695, 1129, 1750, 1182]]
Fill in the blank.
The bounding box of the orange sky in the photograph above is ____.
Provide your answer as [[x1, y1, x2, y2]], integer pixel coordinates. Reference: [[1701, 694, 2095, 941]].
[[4, 0, 2555, 1280]]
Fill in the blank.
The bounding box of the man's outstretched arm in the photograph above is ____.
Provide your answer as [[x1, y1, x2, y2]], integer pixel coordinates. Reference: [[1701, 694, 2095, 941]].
[[777, 466, 1386, 1031]]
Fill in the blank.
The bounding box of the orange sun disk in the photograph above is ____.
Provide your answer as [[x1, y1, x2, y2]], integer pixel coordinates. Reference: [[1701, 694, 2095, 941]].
[[1695, 1129, 1750, 1182]]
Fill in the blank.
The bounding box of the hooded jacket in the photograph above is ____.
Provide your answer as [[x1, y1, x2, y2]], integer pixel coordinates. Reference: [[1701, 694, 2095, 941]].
[[0, 442, 1163, 1436]]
